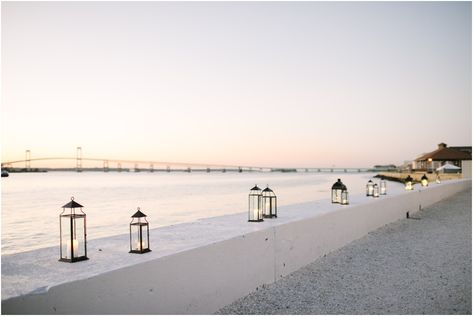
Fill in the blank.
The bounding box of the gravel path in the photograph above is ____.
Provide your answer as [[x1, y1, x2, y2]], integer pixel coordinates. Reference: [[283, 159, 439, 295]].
[[217, 189, 472, 315]]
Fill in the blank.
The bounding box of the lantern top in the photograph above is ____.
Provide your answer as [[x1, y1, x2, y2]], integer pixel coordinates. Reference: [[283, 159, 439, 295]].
[[62, 197, 83, 209], [131, 207, 147, 218], [262, 186, 273, 192], [405, 175, 413, 182], [421, 174, 428, 181], [250, 185, 261, 191], [332, 179, 344, 190], [380, 176, 385, 180], [367, 180, 373, 184], [341, 184, 347, 191]]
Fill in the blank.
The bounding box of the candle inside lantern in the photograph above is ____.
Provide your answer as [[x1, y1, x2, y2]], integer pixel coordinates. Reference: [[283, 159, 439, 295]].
[[253, 207, 259, 220], [66, 239, 79, 258], [135, 241, 145, 250]]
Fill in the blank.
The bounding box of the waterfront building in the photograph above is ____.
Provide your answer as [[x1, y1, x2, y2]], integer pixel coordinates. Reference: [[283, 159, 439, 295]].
[[415, 143, 471, 173]]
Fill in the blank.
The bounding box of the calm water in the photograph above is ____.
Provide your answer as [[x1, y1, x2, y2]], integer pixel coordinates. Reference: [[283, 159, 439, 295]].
[[2, 171, 379, 255]]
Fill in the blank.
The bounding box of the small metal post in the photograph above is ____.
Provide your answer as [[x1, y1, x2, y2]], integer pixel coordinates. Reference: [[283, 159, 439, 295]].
[[25, 150, 31, 170], [76, 147, 82, 172]]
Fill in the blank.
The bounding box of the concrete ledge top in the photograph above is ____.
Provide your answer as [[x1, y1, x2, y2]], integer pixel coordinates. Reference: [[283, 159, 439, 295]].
[[2, 179, 468, 301]]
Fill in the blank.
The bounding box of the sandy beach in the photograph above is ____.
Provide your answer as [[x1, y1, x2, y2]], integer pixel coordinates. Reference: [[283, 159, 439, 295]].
[[217, 188, 472, 315]]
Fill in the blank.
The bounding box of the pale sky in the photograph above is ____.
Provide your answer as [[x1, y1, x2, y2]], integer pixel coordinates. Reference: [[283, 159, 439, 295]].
[[2, 1, 472, 168]]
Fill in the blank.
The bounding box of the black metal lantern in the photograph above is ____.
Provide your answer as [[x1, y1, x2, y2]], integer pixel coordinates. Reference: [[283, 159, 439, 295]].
[[373, 183, 380, 198], [331, 179, 344, 204], [59, 197, 88, 263], [262, 186, 277, 218], [421, 174, 429, 187], [129, 208, 151, 254], [248, 185, 263, 222], [405, 175, 414, 190], [366, 180, 374, 196], [380, 176, 387, 195], [341, 184, 349, 205]]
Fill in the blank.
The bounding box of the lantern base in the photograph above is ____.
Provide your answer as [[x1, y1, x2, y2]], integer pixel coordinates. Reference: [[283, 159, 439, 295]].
[[263, 214, 277, 218], [129, 248, 152, 254], [59, 256, 89, 263], [248, 219, 263, 222]]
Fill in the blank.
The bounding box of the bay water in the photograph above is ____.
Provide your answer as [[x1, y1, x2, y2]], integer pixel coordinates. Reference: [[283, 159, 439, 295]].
[[2, 171, 382, 255]]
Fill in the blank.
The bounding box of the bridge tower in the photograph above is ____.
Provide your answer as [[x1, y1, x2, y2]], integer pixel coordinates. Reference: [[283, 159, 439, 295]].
[[25, 150, 31, 170], [103, 160, 109, 172], [76, 147, 82, 172], [150, 163, 154, 172], [118, 162, 122, 172]]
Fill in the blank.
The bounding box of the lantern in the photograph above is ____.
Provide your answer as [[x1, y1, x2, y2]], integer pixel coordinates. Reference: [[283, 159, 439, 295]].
[[248, 185, 263, 222], [341, 184, 349, 205], [379, 176, 387, 195], [129, 208, 151, 254], [366, 180, 374, 196], [331, 179, 344, 204], [262, 186, 277, 218], [59, 197, 88, 262], [405, 175, 414, 190], [421, 174, 429, 187], [373, 183, 380, 198]]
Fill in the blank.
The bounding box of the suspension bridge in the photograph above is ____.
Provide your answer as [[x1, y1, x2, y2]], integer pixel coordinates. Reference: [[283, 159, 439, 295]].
[[1, 148, 374, 173]]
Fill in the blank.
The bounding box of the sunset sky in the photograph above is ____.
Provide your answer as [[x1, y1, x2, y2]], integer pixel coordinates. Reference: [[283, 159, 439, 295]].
[[2, 1, 471, 168]]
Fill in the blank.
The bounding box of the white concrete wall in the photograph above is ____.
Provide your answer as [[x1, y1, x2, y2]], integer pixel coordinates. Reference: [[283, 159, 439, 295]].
[[2, 180, 470, 315], [462, 160, 472, 178]]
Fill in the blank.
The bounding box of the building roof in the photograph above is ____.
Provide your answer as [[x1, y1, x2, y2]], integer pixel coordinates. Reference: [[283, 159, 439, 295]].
[[450, 146, 472, 154], [416, 143, 472, 161]]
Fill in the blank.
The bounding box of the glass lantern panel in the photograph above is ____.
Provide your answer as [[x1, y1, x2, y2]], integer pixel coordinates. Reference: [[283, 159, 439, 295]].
[[248, 195, 261, 221], [380, 181, 387, 194], [262, 197, 270, 216], [60, 215, 86, 260], [262, 196, 277, 217], [341, 191, 349, 205], [73, 216, 86, 258], [131, 223, 148, 251], [373, 186, 380, 197], [332, 189, 342, 203], [272, 197, 277, 216], [60, 215, 70, 259]]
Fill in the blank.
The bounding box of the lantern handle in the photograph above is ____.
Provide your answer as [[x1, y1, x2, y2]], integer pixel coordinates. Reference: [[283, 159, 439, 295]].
[[71, 196, 74, 201]]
